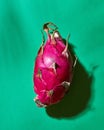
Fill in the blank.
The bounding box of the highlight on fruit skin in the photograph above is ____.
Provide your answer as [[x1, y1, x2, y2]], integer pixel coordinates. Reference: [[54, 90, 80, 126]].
[[33, 22, 77, 107]]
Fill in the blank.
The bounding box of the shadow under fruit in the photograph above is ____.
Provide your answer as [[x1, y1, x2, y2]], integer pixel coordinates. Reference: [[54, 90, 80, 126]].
[[46, 42, 95, 119]]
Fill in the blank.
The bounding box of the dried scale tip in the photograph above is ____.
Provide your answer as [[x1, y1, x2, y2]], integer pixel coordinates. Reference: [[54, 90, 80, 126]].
[[61, 81, 71, 92], [41, 30, 45, 44], [33, 22, 77, 107], [43, 22, 59, 45], [43, 22, 58, 33], [38, 44, 44, 56], [36, 69, 42, 79], [34, 96, 47, 107], [62, 34, 70, 57]]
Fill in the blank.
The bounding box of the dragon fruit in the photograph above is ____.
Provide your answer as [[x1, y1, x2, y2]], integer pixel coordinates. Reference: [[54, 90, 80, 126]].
[[33, 22, 76, 107]]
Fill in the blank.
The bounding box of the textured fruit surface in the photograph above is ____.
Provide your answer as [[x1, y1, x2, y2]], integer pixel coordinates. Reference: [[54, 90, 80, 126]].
[[33, 22, 74, 107]]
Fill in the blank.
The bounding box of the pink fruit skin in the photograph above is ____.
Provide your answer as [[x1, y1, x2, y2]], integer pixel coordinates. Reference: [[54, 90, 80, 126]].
[[33, 23, 73, 107]]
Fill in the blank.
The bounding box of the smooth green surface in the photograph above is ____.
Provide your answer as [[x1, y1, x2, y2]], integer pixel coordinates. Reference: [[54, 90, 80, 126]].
[[0, 0, 104, 130]]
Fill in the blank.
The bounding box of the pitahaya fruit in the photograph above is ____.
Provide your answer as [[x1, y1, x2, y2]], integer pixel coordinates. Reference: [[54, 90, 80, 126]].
[[33, 22, 76, 107]]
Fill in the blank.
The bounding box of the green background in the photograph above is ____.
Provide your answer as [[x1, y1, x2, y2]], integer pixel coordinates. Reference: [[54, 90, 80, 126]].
[[0, 0, 104, 130]]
